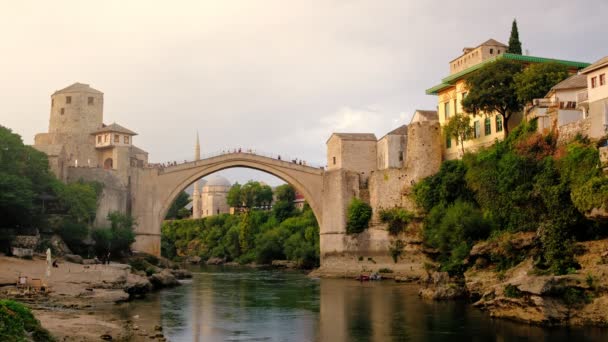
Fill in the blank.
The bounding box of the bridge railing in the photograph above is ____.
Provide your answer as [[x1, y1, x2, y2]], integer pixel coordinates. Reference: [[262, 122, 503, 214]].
[[151, 148, 325, 170]]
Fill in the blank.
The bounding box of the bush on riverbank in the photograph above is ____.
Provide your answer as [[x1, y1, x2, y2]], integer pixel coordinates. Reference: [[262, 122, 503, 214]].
[[162, 199, 320, 268], [414, 121, 605, 275], [0, 300, 55, 342], [346, 198, 372, 234]]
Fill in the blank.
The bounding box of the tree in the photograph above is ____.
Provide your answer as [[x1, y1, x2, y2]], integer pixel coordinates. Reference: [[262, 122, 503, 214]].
[[240, 181, 262, 208], [444, 114, 474, 156], [165, 191, 190, 219], [56, 181, 99, 223], [514, 62, 570, 106], [93, 211, 136, 259], [507, 19, 522, 55], [0, 126, 56, 228], [257, 184, 274, 209], [272, 184, 296, 221], [461, 59, 524, 136], [227, 182, 242, 208]]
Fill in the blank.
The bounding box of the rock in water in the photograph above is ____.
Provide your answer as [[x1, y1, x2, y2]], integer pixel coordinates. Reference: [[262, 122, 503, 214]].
[[148, 269, 180, 289]]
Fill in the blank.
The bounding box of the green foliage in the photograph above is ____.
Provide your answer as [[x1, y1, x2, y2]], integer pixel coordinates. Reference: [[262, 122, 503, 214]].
[[346, 198, 372, 234], [55, 181, 99, 223], [443, 114, 474, 155], [504, 284, 523, 298], [58, 220, 89, 255], [0, 126, 55, 229], [0, 299, 55, 342], [227, 182, 242, 208], [272, 184, 296, 221], [92, 211, 136, 259], [161, 206, 320, 268], [514, 62, 570, 105], [416, 121, 605, 275], [165, 191, 191, 219], [461, 59, 524, 135], [389, 240, 405, 263], [413, 160, 473, 212], [507, 19, 522, 54], [423, 201, 492, 275], [379, 208, 413, 235], [378, 268, 393, 273], [559, 287, 591, 307]]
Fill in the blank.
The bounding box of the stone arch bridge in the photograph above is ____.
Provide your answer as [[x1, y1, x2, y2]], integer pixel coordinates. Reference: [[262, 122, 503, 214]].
[[130, 153, 325, 255]]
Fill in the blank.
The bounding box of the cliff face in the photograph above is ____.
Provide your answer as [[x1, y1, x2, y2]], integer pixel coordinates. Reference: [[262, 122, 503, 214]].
[[465, 237, 608, 326]]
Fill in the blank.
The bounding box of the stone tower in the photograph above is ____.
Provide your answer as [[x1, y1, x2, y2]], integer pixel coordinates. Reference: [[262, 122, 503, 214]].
[[192, 133, 202, 219], [35, 83, 104, 166], [404, 121, 442, 181]]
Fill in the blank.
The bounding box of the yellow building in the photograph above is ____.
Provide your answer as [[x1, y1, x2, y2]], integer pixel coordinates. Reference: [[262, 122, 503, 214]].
[[426, 39, 589, 160]]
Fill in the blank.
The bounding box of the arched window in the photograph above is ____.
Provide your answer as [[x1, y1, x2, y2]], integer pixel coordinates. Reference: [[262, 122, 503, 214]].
[[104, 158, 113, 170]]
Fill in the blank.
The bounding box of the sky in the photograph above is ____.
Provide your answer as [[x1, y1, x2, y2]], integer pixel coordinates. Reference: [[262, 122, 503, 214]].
[[1, 0, 606, 185]]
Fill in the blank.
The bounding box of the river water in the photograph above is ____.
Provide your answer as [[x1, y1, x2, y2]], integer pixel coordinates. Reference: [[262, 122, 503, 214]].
[[124, 266, 606, 341]]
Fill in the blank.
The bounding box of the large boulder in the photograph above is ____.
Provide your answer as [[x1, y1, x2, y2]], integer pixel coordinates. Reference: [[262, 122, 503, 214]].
[[64, 254, 84, 264], [124, 273, 152, 298], [187, 256, 202, 264], [169, 268, 192, 279], [49, 234, 72, 256], [148, 269, 180, 289], [418, 271, 467, 300], [206, 257, 225, 265], [11, 247, 33, 259]]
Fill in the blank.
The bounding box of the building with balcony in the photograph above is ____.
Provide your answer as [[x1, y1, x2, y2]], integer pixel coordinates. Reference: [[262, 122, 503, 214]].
[[527, 74, 587, 133], [426, 39, 589, 160], [579, 56, 608, 139]]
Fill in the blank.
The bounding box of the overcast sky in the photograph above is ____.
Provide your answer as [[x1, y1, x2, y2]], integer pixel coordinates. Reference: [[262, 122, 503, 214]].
[[1, 0, 606, 185]]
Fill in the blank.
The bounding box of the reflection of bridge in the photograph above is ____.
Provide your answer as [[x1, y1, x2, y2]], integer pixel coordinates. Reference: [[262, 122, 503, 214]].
[[131, 153, 325, 255]]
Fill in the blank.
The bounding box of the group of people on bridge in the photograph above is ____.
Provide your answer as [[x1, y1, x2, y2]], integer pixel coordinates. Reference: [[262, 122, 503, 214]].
[[153, 148, 323, 171]]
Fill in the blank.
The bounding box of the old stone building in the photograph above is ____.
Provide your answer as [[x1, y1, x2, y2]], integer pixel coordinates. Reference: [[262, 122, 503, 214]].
[[33, 83, 149, 227], [190, 135, 232, 218], [376, 125, 407, 170], [34, 83, 148, 180]]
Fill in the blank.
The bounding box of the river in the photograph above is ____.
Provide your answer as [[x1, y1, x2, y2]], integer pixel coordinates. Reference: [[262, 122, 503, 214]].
[[120, 266, 606, 341]]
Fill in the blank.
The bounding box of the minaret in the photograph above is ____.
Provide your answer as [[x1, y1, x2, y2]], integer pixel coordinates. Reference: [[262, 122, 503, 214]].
[[192, 133, 202, 219]]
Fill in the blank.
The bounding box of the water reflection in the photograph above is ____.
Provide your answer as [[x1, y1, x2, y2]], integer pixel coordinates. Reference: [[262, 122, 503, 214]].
[[127, 266, 607, 342]]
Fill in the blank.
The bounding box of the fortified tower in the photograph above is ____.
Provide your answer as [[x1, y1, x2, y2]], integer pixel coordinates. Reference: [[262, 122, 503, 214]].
[[35, 83, 104, 167]]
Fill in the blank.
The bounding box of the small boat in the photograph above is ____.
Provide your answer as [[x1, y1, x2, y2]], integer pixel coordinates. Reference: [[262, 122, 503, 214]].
[[355, 275, 370, 281]]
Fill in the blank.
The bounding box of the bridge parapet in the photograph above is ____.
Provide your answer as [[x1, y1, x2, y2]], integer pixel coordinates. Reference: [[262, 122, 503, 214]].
[[158, 152, 324, 176]]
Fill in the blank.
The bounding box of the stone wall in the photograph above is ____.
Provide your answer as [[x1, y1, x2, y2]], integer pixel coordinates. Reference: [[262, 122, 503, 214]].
[[557, 118, 592, 145], [66, 167, 129, 228]]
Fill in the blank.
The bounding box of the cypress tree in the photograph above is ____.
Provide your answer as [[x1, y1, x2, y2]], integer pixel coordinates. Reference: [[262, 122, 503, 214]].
[[507, 19, 522, 55]]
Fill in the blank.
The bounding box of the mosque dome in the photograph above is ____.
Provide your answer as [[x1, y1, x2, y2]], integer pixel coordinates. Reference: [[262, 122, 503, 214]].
[[203, 174, 231, 188]]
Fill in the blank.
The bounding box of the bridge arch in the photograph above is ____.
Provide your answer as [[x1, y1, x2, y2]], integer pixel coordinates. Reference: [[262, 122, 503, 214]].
[[131, 153, 325, 256]]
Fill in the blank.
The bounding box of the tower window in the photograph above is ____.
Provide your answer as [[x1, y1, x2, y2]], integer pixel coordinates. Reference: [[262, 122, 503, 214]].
[[332, 156, 336, 165], [60, 108, 65, 115], [490, 48, 494, 54], [114, 134, 120, 143], [66, 96, 71, 104], [88, 97, 94, 105], [97, 136, 101, 144], [124, 136, 130, 144]]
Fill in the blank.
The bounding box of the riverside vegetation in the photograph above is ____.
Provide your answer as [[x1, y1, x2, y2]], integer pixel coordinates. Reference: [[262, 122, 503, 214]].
[[162, 183, 320, 268], [413, 120, 607, 276]]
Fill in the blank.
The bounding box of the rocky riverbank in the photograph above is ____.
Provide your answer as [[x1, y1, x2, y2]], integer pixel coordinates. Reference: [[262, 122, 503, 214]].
[[0, 254, 191, 341], [417, 234, 608, 327]]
